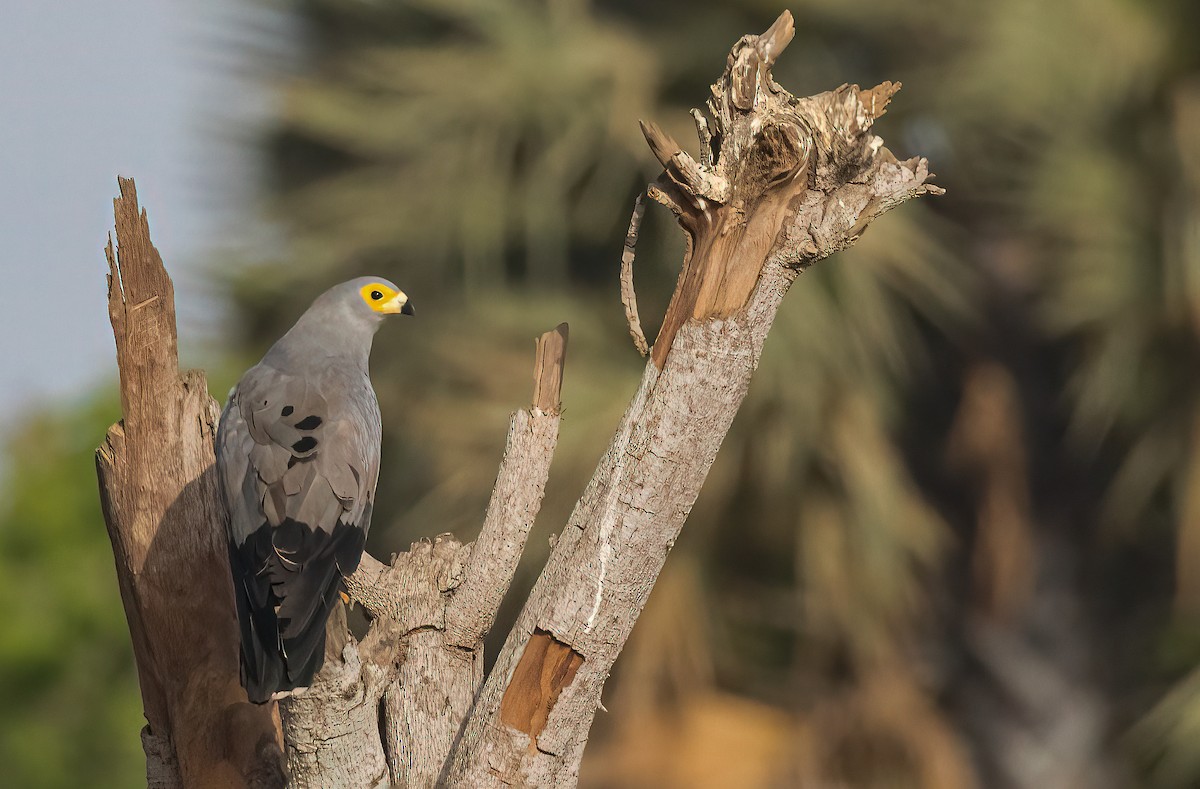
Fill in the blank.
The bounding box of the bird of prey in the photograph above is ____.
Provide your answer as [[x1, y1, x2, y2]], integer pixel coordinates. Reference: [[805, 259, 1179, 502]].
[[216, 277, 413, 703]]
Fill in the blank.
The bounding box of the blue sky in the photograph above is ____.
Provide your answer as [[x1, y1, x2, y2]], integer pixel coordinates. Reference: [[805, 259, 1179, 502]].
[[0, 0, 270, 421]]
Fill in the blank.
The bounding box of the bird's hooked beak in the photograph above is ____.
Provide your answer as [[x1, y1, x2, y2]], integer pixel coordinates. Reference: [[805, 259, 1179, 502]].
[[380, 291, 415, 316]]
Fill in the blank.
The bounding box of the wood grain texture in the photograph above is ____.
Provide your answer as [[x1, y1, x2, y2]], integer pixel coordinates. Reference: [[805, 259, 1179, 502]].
[[641, 15, 938, 370], [382, 626, 479, 786], [446, 11, 940, 786], [532, 323, 569, 414], [95, 177, 284, 788], [377, 536, 473, 788]]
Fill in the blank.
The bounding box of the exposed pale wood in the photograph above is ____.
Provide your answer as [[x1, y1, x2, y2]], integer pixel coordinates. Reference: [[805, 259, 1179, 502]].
[[498, 631, 584, 751], [532, 323, 569, 414], [639, 120, 682, 169], [95, 177, 284, 789], [446, 11, 940, 786], [639, 120, 730, 212]]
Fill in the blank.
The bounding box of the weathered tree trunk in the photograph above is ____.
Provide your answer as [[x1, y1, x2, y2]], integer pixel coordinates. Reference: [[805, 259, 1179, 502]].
[[96, 178, 285, 788], [98, 11, 938, 788]]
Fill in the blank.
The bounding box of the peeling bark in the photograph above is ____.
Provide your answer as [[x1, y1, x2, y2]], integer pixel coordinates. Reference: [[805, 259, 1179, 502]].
[[619, 194, 651, 357]]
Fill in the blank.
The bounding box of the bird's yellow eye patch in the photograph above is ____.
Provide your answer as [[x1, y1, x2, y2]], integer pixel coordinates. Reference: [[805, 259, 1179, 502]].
[[360, 283, 403, 313]]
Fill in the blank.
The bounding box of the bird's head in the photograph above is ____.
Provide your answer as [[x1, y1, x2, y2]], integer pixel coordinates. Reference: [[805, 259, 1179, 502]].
[[353, 277, 414, 317], [268, 276, 415, 368]]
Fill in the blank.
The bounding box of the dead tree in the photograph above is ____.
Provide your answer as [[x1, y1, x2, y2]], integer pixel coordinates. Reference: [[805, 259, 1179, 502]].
[[96, 11, 940, 788]]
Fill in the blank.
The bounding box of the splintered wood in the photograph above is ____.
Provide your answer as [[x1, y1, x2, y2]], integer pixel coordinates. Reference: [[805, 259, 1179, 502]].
[[630, 17, 937, 370]]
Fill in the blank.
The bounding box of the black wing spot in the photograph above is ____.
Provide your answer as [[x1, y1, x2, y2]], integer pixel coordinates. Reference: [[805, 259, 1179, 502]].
[[295, 415, 323, 430], [281, 405, 294, 417], [292, 436, 318, 453]]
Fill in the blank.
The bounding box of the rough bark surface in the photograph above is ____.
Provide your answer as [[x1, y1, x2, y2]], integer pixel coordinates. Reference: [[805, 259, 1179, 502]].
[[278, 608, 393, 789], [445, 11, 940, 786], [95, 177, 285, 789]]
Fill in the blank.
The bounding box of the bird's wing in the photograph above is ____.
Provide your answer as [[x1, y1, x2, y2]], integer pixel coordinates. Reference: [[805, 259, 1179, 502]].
[[216, 363, 379, 699]]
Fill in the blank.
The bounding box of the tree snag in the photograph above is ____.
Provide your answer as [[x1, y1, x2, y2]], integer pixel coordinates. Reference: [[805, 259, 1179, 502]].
[[96, 177, 285, 788], [97, 10, 938, 788]]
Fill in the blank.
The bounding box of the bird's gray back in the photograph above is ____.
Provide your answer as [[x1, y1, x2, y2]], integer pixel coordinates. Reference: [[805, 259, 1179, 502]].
[[217, 357, 381, 546]]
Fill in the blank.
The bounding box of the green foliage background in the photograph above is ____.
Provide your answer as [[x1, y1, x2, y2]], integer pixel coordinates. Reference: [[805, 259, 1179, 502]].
[[3, 0, 1200, 786]]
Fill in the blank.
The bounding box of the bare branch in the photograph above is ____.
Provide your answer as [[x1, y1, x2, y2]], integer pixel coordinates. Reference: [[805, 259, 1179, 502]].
[[282, 532, 469, 787], [532, 323, 569, 415], [279, 607, 392, 789], [446, 324, 568, 648], [619, 194, 651, 357], [639, 120, 730, 208], [343, 538, 467, 630], [638, 119, 681, 168], [98, 12, 939, 788]]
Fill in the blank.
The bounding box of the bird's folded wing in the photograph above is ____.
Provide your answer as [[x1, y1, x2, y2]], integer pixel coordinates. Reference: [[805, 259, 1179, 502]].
[[217, 363, 378, 684]]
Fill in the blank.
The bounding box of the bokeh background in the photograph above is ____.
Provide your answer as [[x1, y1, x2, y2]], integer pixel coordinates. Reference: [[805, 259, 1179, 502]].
[[3, 1, 1200, 786]]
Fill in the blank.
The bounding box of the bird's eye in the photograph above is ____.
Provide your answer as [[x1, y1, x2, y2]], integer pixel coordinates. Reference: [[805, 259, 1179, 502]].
[[370, 290, 383, 301]]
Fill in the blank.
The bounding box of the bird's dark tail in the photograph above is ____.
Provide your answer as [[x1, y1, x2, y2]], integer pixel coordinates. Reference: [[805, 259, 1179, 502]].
[[229, 520, 367, 703], [230, 544, 286, 704]]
